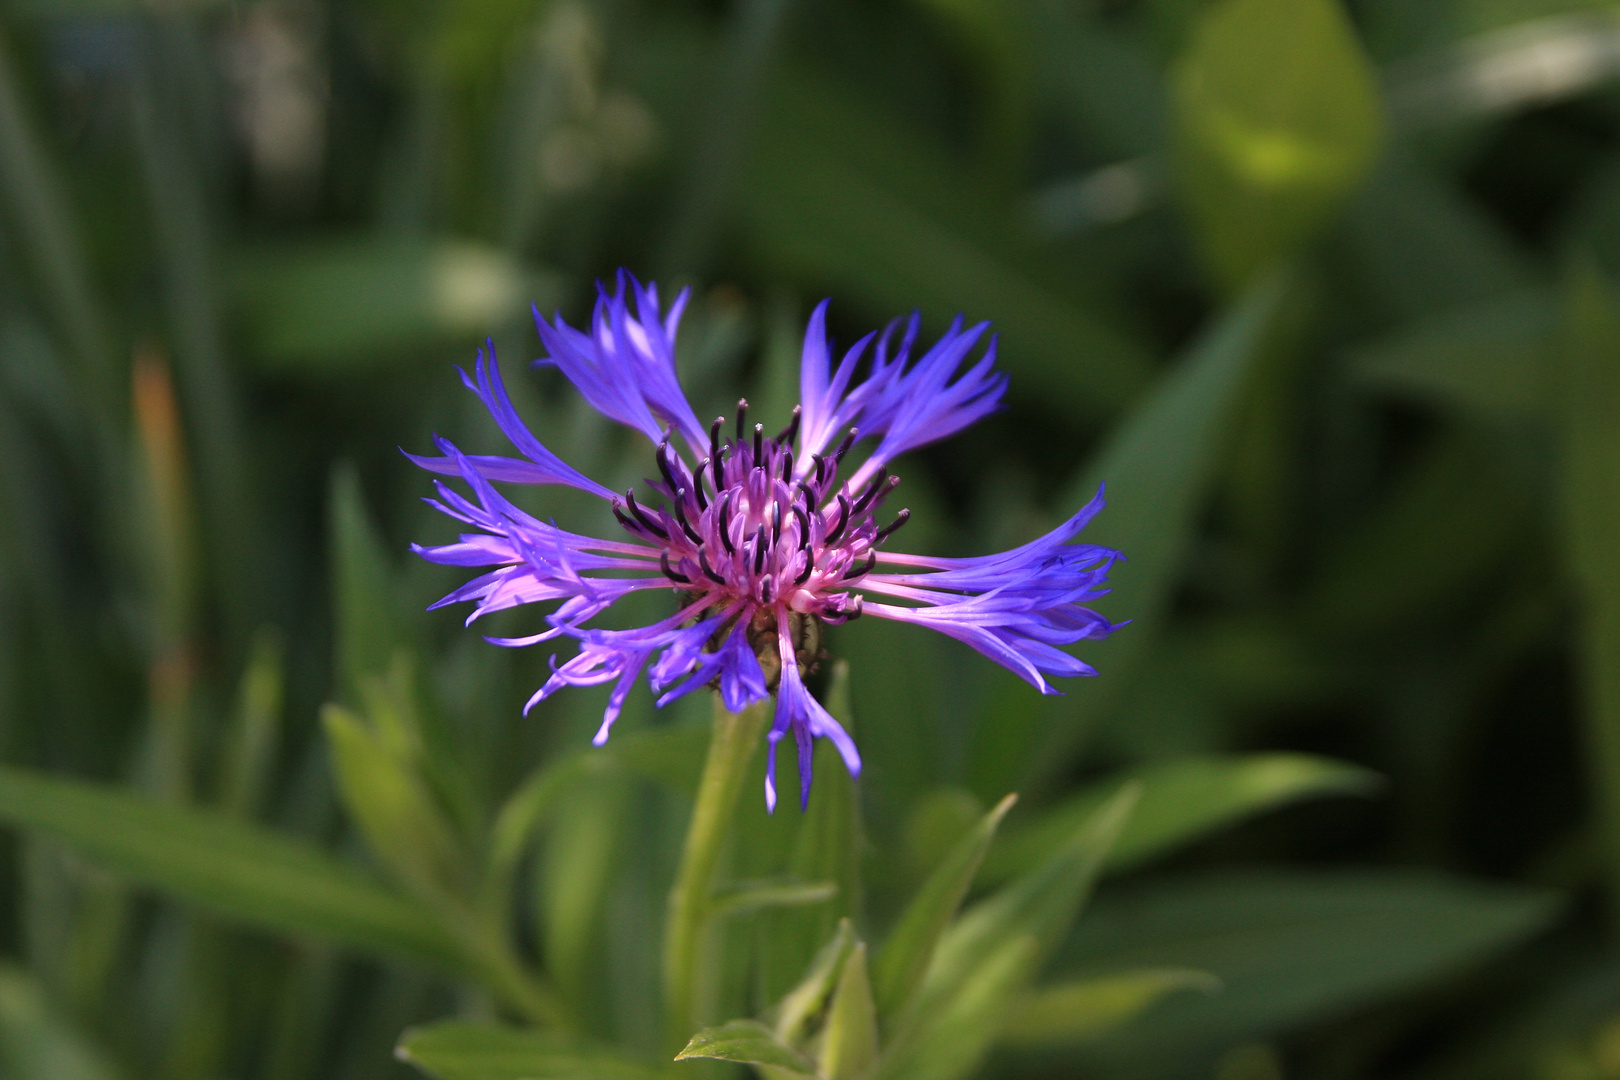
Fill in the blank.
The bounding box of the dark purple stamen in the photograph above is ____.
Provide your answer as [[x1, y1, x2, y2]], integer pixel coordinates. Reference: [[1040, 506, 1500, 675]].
[[833, 428, 858, 465], [717, 494, 737, 553], [875, 508, 910, 544], [781, 450, 794, 482], [794, 551, 815, 584], [843, 552, 876, 580], [761, 577, 774, 605], [826, 494, 851, 545], [778, 405, 801, 446], [656, 441, 680, 494], [699, 549, 727, 585], [753, 526, 767, 574], [625, 490, 667, 539], [852, 469, 889, 514], [753, 423, 764, 465], [793, 506, 811, 549], [735, 399, 748, 441], [693, 460, 711, 510], [672, 490, 703, 545], [660, 551, 690, 584]]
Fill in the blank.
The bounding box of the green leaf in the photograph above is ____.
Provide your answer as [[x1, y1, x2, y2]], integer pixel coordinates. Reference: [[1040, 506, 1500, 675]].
[[1173, 0, 1382, 288], [925, 784, 1138, 1005], [981, 754, 1379, 884], [323, 705, 469, 905], [745, 69, 1151, 418], [876, 786, 1138, 1080], [0, 964, 122, 1080], [233, 238, 554, 370], [1060, 869, 1562, 1070], [1345, 288, 1552, 421], [771, 918, 856, 1048], [820, 941, 880, 1080], [999, 968, 1222, 1046], [539, 769, 629, 1001], [674, 1019, 817, 1077], [329, 464, 405, 702], [763, 662, 864, 1000], [398, 1020, 664, 1080], [1558, 258, 1620, 901], [0, 765, 460, 970], [970, 272, 1288, 797], [217, 626, 283, 818], [712, 878, 838, 917], [873, 793, 1017, 1021]]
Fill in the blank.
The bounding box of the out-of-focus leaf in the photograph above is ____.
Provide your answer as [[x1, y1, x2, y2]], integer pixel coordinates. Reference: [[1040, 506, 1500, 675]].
[[1059, 870, 1561, 1070], [0, 765, 460, 969], [1297, 430, 1530, 639], [745, 70, 1151, 418], [820, 942, 879, 1080], [218, 627, 283, 818], [399, 1020, 664, 1080], [1173, 0, 1382, 288], [0, 964, 122, 1080], [540, 769, 628, 1000], [763, 662, 862, 998], [1000, 968, 1222, 1046], [1346, 288, 1552, 420], [982, 754, 1379, 884], [874, 794, 1017, 1022], [771, 918, 855, 1047], [877, 785, 1137, 1080], [1033, 5, 1166, 160], [1558, 259, 1620, 899], [1342, 152, 1534, 323], [330, 464, 406, 700], [712, 878, 837, 917], [674, 1019, 817, 1076], [233, 238, 554, 369], [970, 273, 1286, 798], [322, 705, 469, 904]]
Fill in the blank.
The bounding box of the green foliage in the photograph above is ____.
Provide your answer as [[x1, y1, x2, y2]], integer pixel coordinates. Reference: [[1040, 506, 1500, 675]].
[[0, 1, 1610, 1079]]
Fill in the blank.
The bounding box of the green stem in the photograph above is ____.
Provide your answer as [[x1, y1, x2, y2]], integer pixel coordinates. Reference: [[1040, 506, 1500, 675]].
[[663, 696, 768, 1051]]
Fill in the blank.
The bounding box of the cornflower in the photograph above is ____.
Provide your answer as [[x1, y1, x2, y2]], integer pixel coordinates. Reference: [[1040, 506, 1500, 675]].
[[411, 273, 1119, 810]]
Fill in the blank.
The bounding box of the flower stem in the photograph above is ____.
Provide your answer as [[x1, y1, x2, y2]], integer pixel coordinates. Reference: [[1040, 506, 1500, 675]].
[[663, 695, 768, 1052]]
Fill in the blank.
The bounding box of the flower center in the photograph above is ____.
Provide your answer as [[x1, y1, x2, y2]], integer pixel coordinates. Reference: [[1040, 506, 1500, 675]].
[[610, 399, 907, 630]]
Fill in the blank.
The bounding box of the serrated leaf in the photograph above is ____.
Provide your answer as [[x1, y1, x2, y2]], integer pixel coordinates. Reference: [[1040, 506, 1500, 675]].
[[981, 754, 1378, 885], [1174, 0, 1382, 287], [821, 942, 879, 1080], [873, 793, 1017, 1022], [1000, 968, 1221, 1046], [674, 1019, 817, 1076], [398, 1020, 663, 1080], [0, 765, 460, 970]]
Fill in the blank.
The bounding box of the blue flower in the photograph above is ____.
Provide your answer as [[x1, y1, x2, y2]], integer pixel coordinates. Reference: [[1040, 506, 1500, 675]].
[[411, 272, 1120, 811]]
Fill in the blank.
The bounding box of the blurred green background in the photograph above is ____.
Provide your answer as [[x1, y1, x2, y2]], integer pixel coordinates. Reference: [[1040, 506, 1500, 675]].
[[6, 0, 1620, 1077]]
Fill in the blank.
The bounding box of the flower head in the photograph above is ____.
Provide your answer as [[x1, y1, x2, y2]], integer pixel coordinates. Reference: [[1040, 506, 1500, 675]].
[[411, 272, 1120, 810]]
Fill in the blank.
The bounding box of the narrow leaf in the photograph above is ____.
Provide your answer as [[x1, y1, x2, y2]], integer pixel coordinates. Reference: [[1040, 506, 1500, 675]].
[[1000, 969, 1221, 1046], [323, 705, 467, 904], [398, 1020, 663, 1080], [713, 878, 838, 917], [970, 272, 1286, 801], [873, 793, 1017, 1021], [982, 754, 1378, 884], [674, 1019, 817, 1076], [0, 964, 122, 1080], [0, 765, 460, 969], [820, 942, 879, 1080], [771, 918, 856, 1048]]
